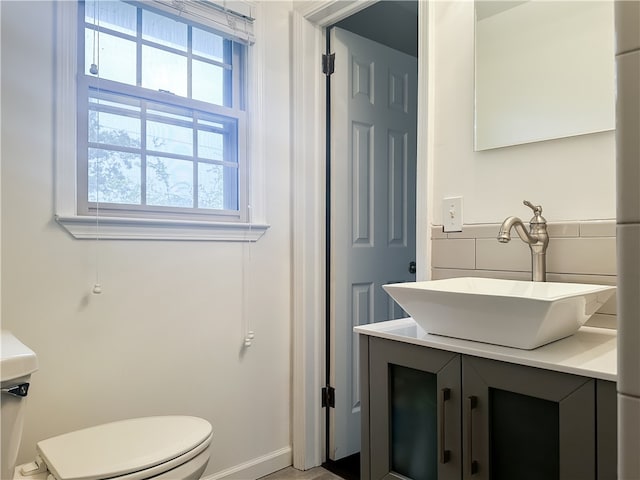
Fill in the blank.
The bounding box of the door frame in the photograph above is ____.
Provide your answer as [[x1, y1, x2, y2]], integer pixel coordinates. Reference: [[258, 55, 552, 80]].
[[291, 0, 433, 470]]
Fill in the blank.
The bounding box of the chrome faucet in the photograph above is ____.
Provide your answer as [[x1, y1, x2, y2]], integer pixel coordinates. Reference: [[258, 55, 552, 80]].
[[498, 200, 549, 282]]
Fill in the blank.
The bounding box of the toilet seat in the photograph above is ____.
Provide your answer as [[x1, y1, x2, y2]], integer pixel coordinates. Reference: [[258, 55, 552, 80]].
[[33, 416, 212, 480]]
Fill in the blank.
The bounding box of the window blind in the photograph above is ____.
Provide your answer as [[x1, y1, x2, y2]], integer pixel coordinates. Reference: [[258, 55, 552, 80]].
[[143, 0, 256, 44]]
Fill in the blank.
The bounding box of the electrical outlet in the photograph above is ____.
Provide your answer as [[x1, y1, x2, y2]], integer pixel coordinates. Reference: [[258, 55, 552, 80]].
[[443, 196, 463, 232]]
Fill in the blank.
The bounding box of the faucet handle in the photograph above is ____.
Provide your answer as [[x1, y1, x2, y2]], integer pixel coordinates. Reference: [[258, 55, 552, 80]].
[[523, 200, 546, 224], [523, 200, 542, 215]]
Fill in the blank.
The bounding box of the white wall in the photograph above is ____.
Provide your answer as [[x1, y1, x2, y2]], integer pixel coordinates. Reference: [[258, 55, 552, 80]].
[[429, 1, 616, 226], [0, 1, 294, 477]]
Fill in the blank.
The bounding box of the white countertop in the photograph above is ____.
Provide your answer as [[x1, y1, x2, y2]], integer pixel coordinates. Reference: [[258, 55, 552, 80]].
[[354, 318, 617, 382]]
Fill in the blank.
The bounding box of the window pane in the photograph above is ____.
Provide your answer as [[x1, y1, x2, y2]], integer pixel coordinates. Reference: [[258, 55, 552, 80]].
[[147, 121, 193, 156], [85, 30, 136, 84], [147, 156, 194, 207], [142, 9, 187, 51], [223, 165, 239, 210], [88, 148, 141, 204], [198, 163, 224, 209], [141, 46, 187, 96], [192, 28, 224, 62], [90, 94, 141, 112], [79, 1, 246, 218], [85, 0, 136, 36], [198, 118, 226, 129], [198, 130, 224, 161], [198, 163, 238, 210], [147, 104, 192, 123], [192, 60, 226, 105], [89, 110, 141, 147]]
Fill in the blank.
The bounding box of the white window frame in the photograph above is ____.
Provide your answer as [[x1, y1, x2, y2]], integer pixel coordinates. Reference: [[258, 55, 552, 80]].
[[55, 0, 268, 241]]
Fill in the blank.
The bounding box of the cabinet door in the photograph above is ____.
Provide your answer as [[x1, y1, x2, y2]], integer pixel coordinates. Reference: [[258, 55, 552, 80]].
[[367, 337, 461, 480], [596, 379, 617, 480], [462, 356, 596, 480]]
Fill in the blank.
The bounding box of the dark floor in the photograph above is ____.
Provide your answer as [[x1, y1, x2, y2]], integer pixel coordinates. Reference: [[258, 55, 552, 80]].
[[322, 453, 360, 480], [258, 466, 344, 479], [257, 453, 359, 480]]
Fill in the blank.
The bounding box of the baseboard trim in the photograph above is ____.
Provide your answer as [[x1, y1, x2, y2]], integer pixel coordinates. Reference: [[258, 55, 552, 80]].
[[203, 446, 292, 480]]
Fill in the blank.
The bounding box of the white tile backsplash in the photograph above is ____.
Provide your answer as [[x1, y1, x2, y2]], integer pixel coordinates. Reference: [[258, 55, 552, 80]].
[[580, 220, 617, 237], [477, 237, 614, 276], [476, 238, 531, 272], [586, 314, 617, 330], [445, 224, 502, 239], [430, 225, 447, 239], [547, 222, 581, 238], [547, 237, 616, 275], [431, 268, 530, 281], [431, 238, 475, 269], [618, 394, 640, 478], [432, 220, 618, 327], [435, 222, 584, 240], [616, 51, 640, 224], [615, 0, 640, 55], [616, 224, 640, 394]]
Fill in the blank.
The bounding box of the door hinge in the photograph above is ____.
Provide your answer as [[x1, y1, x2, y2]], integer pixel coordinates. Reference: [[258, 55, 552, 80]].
[[322, 386, 335, 408], [322, 53, 335, 76]]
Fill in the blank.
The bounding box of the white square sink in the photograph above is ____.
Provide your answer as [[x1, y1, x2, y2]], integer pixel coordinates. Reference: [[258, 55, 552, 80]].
[[383, 277, 616, 350]]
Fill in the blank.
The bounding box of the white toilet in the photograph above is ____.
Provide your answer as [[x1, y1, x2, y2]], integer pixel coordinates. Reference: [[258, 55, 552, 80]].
[[1, 331, 213, 480]]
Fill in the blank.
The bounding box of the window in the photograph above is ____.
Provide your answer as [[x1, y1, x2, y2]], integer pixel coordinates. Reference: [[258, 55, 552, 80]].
[[55, 0, 268, 241]]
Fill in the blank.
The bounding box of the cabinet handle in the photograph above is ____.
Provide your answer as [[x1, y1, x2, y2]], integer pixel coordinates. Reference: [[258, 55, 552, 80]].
[[439, 388, 451, 464], [466, 396, 479, 476]]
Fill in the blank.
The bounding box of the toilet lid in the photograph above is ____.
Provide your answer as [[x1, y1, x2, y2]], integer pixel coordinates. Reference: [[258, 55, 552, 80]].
[[36, 416, 212, 480]]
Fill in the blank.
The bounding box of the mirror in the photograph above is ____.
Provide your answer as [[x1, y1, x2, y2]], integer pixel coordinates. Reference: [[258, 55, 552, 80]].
[[474, 1, 615, 151]]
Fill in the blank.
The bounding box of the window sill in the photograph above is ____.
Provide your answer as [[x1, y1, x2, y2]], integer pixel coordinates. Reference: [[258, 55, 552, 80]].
[[55, 215, 269, 241]]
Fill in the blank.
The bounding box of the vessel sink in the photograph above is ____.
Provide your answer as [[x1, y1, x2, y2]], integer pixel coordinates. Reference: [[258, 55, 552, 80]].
[[382, 277, 616, 349]]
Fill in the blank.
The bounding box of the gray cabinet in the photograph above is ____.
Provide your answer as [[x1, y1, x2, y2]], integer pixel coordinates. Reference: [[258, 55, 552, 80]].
[[360, 336, 617, 480], [462, 355, 595, 480], [364, 336, 461, 480], [596, 379, 617, 480]]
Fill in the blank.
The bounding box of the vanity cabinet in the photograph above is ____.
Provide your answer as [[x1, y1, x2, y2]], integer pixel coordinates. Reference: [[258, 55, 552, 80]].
[[360, 336, 617, 480], [365, 336, 462, 480]]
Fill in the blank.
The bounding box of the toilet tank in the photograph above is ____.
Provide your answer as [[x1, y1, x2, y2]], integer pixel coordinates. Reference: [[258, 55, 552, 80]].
[[1, 331, 38, 480]]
